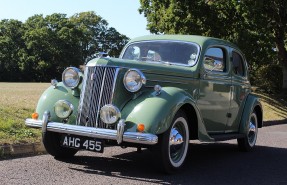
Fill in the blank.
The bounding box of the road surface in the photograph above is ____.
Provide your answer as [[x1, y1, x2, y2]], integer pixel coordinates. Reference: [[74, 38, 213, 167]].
[[1, 123, 287, 185]]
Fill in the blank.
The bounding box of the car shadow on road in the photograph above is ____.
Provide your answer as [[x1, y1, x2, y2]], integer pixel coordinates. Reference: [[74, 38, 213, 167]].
[[58, 143, 287, 185]]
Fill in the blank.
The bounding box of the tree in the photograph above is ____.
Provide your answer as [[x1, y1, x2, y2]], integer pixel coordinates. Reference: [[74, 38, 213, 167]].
[[23, 14, 62, 81], [237, 0, 287, 88], [0, 19, 25, 81], [101, 27, 129, 57], [21, 12, 129, 81], [0, 11, 129, 82], [70, 12, 129, 61], [139, 0, 287, 90]]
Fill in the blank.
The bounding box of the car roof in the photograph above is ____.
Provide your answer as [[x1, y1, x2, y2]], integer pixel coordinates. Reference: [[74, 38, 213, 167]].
[[128, 35, 239, 50]]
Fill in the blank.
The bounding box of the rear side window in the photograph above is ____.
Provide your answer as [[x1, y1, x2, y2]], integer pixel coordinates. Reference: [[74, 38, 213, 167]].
[[203, 47, 226, 72], [232, 51, 245, 76]]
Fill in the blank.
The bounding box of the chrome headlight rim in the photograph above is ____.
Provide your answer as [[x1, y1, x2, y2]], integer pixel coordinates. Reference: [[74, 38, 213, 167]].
[[62, 67, 81, 89], [123, 69, 146, 93], [54, 100, 74, 119], [100, 104, 121, 125]]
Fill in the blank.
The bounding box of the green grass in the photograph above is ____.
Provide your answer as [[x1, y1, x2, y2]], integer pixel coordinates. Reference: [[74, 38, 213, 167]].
[[0, 83, 286, 145], [0, 83, 50, 144], [253, 90, 287, 121]]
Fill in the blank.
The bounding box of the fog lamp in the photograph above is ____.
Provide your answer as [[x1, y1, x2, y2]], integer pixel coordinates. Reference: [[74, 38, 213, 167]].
[[54, 100, 74, 119], [100, 104, 121, 124]]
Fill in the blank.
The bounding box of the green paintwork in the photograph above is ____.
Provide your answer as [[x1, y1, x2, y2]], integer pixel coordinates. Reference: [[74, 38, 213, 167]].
[[87, 57, 198, 77], [33, 35, 263, 143], [239, 94, 263, 134], [35, 82, 80, 124], [121, 87, 193, 133], [197, 45, 232, 133]]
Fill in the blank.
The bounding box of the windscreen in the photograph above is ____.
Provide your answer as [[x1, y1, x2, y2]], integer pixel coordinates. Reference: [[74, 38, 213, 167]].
[[121, 40, 200, 66]]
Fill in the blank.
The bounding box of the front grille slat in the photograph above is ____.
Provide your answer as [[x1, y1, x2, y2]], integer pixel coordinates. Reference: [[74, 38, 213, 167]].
[[77, 66, 118, 128], [90, 67, 104, 127], [77, 67, 93, 126]]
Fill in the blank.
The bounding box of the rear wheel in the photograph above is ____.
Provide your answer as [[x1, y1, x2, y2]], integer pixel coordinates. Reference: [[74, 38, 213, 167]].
[[42, 131, 78, 158], [158, 110, 189, 173], [237, 112, 258, 151]]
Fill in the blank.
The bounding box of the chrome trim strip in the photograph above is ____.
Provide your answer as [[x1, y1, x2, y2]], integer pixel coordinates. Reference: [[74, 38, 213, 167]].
[[86, 63, 122, 68], [25, 118, 158, 145], [77, 67, 89, 125], [110, 68, 120, 103], [147, 79, 189, 85], [145, 86, 188, 91], [95, 67, 107, 127]]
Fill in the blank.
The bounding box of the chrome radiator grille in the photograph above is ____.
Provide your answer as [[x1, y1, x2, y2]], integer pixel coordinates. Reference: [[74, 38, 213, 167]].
[[77, 66, 118, 128]]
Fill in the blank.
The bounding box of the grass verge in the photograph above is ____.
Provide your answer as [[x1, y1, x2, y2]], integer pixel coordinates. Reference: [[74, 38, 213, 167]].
[[253, 89, 287, 121], [0, 83, 49, 144]]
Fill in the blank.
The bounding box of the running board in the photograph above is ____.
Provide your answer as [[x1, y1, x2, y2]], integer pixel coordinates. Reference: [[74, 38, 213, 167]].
[[210, 133, 245, 141]]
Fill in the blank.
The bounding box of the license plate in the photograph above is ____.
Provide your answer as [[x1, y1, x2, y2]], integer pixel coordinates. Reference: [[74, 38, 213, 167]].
[[61, 135, 104, 153]]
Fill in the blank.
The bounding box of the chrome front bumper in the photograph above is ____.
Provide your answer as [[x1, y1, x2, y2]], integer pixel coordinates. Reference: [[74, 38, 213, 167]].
[[25, 112, 158, 145]]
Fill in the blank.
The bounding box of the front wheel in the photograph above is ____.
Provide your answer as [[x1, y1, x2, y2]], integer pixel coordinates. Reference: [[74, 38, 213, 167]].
[[237, 112, 258, 151], [42, 131, 78, 158], [157, 110, 189, 173]]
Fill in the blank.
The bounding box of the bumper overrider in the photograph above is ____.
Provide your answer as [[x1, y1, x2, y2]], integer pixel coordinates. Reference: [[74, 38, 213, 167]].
[[25, 111, 158, 145]]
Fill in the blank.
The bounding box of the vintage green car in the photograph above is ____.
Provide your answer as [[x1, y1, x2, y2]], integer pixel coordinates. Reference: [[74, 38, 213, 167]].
[[25, 35, 263, 173]]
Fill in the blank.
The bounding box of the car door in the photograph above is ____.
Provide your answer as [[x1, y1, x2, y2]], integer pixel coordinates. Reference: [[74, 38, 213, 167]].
[[198, 46, 232, 134], [226, 49, 251, 132]]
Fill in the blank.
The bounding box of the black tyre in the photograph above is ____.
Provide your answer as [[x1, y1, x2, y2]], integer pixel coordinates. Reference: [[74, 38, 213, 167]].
[[158, 110, 189, 174], [237, 112, 258, 151], [42, 131, 78, 158]]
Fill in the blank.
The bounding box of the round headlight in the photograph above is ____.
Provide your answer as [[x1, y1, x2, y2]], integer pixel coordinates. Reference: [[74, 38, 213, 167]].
[[100, 104, 121, 124], [123, 69, 146, 92], [62, 67, 81, 88], [54, 100, 74, 119]]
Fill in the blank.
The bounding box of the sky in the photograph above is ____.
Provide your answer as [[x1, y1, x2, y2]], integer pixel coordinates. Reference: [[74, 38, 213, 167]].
[[0, 0, 150, 38]]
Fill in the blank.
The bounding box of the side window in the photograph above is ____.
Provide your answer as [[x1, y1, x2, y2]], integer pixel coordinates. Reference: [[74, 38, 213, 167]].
[[232, 51, 245, 76], [203, 47, 225, 72]]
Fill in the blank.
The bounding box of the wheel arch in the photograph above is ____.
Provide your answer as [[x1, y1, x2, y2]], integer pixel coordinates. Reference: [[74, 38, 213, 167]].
[[180, 104, 198, 140], [254, 104, 263, 128], [239, 93, 263, 133], [122, 86, 213, 141], [36, 83, 80, 124]]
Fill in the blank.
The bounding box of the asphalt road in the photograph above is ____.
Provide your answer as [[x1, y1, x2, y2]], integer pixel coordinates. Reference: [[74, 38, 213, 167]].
[[1, 123, 287, 185]]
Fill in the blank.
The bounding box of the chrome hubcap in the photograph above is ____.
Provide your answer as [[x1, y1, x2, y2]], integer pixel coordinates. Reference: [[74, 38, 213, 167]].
[[247, 113, 258, 147], [170, 128, 184, 153], [168, 117, 189, 167]]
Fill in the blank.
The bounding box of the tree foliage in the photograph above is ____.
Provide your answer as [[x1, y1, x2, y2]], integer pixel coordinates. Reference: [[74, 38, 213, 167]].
[[0, 19, 25, 81], [0, 11, 129, 82], [139, 0, 287, 91]]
